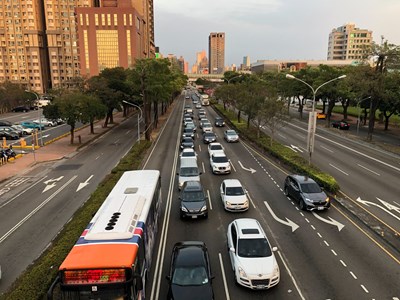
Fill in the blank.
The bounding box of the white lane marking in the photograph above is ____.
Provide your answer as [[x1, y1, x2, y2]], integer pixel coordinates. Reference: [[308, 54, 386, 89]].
[[202, 162, 206, 174], [329, 163, 349, 176], [278, 133, 287, 139], [207, 189, 213, 210], [230, 160, 237, 172], [277, 251, 306, 300], [198, 144, 202, 152], [299, 145, 307, 152], [350, 271, 357, 279], [320, 145, 334, 153], [311, 225, 316, 230], [340, 260, 347, 267], [324, 240, 330, 247], [247, 192, 256, 209], [331, 249, 338, 256], [317, 233, 322, 238], [0, 176, 77, 244], [305, 218, 310, 223], [357, 164, 380, 176], [394, 201, 400, 206], [361, 285, 369, 293], [218, 253, 231, 300]]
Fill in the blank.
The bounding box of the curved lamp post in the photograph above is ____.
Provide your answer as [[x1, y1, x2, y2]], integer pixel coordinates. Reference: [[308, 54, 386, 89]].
[[285, 74, 346, 164], [25, 90, 43, 146], [123, 100, 143, 144], [227, 74, 244, 84]]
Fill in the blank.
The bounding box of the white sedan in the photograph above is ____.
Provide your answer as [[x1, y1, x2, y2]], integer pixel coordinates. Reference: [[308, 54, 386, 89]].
[[207, 142, 225, 157], [220, 179, 249, 211], [33, 118, 57, 127]]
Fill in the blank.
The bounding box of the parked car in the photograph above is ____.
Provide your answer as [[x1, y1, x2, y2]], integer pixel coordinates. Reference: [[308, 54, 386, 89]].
[[33, 118, 57, 127], [179, 181, 208, 219], [180, 148, 197, 160], [220, 179, 249, 211], [203, 132, 216, 144], [224, 129, 239, 143], [332, 120, 350, 130], [0, 126, 21, 137], [210, 153, 231, 174], [0, 120, 12, 127], [284, 175, 330, 211], [180, 137, 195, 150], [227, 218, 280, 289], [11, 124, 33, 135], [215, 117, 225, 127], [20, 121, 45, 130], [208, 142, 224, 157], [316, 112, 326, 119], [166, 241, 214, 300], [0, 131, 19, 140], [11, 105, 30, 112]]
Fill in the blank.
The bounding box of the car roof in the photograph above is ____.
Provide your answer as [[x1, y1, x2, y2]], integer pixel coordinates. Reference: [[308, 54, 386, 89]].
[[182, 148, 195, 153], [233, 218, 265, 239], [173, 241, 207, 267], [290, 175, 317, 184], [212, 152, 227, 158], [226, 130, 237, 133], [182, 180, 203, 191], [222, 179, 242, 187], [209, 142, 222, 147]]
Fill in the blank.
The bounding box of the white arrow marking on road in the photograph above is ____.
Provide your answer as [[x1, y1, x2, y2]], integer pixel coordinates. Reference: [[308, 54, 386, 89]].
[[285, 145, 297, 152], [238, 161, 256, 174], [42, 134, 50, 138], [76, 175, 94, 192], [290, 144, 303, 153], [357, 197, 400, 222], [311, 212, 345, 231], [376, 197, 400, 214], [43, 176, 64, 193], [264, 201, 299, 232]]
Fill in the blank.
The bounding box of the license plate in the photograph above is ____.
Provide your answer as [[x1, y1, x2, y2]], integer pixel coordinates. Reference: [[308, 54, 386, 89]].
[[192, 215, 198, 219], [317, 207, 324, 211]]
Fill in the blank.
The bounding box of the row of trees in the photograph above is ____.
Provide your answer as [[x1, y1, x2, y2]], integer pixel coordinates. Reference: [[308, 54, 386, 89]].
[[0, 58, 186, 144], [215, 41, 400, 141]]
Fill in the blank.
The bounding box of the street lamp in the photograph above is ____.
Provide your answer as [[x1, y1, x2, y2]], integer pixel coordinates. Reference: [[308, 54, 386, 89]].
[[25, 90, 43, 147], [226, 74, 244, 84], [356, 96, 371, 135], [122, 100, 143, 144], [285, 74, 346, 164]]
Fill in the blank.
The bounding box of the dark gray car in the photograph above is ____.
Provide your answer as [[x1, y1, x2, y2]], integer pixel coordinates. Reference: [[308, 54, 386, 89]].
[[284, 175, 330, 211], [179, 181, 208, 219]]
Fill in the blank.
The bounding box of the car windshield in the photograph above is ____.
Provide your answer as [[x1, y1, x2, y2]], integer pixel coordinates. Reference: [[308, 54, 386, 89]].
[[204, 133, 215, 138], [226, 186, 244, 196], [227, 131, 237, 136], [180, 167, 198, 176], [182, 138, 192, 143], [182, 152, 195, 157], [238, 238, 272, 258], [213, 156, 228, 163], [300, 183, 322, 193], [172, 266, 208, 286], [182, 191, 205, 202], [210, 145, 223, 150]]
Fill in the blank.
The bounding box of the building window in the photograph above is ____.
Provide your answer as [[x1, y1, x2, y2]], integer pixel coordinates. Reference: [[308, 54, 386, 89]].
[[114, 14, 117, 26]]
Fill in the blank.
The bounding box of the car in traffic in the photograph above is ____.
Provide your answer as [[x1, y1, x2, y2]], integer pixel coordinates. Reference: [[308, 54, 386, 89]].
[[215, 117, 225, 127], [220, 179, 249, 211], [284, 175, 330, 211], [207, 142, 224, 157], [0, 131, 19, 140], [182, 127, 195, 139], [224, 129, 239, 143], [332, 120, 350, 130], [180, 148, 197, 160], [202, 132, 216, 144], [226, 218, 280, 290], [177, 157, 201, 190], [195, 103, 202, 109], [166, 241, 214, 300], [198, 112, 207, 120], [179, 181, 208, 219], [0, 126, 22, 137], [202, 123, 213, 134], [180, 137, 195, 150], [11, 105, 30, 112], [185, 122, 196, 133], [183, 118, 193, 126], [210, 153, 231, 174], [20, 121, 45, 130]]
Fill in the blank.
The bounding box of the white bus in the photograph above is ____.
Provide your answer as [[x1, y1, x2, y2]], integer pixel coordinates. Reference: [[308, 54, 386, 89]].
[[201, 94, 210, 106], [48, 170, 162, 300]]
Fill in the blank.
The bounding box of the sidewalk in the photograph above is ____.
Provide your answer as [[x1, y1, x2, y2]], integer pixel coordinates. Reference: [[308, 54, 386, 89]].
[[0, 112, 127, 183]]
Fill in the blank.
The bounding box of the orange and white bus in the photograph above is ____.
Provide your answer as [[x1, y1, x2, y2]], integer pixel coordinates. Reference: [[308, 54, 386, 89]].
[[48, 170, 161, 300]]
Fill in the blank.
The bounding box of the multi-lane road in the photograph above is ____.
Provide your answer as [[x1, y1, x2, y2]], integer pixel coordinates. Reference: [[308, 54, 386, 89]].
[[0, 94, 399, 299]]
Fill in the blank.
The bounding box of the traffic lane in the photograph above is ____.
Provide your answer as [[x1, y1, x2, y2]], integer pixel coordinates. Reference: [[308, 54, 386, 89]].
[[0, 119, 138, 293]]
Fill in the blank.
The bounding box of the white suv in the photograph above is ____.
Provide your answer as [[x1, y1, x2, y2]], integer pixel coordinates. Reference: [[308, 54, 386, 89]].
[[208, 142, 225, 157], [210, 152, 231, 174], [227, 218, 280, 290], [220, 179, 249, 211]]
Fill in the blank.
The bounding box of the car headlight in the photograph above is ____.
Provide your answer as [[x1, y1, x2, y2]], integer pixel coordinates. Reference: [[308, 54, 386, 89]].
[[238, 267, 247, 279], [200, 205, 207, 212], [325, 197, 330, 203], [225, 201, 232, 206], [244, 200, 248, 206], [181, 206, 188, 212], [272, 265, 280, 277]]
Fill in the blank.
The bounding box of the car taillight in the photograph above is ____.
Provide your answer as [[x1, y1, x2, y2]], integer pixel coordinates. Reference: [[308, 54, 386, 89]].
[[63, 269, 126, 284]]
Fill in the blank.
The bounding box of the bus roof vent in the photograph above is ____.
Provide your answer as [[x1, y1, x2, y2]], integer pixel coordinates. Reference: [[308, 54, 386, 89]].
[[124, 187, 138, 194]]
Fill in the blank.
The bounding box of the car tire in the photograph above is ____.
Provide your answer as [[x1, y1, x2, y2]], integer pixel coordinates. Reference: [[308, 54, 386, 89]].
[[233, 269, 240, 286], [284, 186, 289, 196], [299, 199, 306, 211], [204, 213, 208, 219]]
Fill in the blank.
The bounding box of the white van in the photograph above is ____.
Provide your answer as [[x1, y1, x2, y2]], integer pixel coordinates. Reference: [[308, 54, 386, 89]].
[[177, 157, 201, 190], [36, 99, 51, 108]]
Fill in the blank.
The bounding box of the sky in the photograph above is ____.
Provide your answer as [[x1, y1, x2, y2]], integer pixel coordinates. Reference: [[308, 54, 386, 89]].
[[154, 0, 400, 69]]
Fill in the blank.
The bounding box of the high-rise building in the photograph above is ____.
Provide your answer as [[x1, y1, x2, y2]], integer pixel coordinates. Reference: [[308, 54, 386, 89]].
[[0, 0, 154, 93], [327, 23, 372, 60], [208, 32, 225, 74], [243, 56, 250, 67]]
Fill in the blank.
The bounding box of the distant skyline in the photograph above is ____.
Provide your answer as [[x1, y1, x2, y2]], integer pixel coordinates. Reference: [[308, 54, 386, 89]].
[[154, 0, 400, 69]]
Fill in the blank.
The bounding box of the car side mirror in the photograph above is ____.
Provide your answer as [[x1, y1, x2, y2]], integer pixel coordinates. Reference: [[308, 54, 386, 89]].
[[229, 247, 235, 253], [176, 172, 179, 175], [272, 246, 278, 252]]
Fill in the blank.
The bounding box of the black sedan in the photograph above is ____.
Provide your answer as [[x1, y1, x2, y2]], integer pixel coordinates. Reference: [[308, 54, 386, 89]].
[[203, 132, 216, 144], [214, 117, 225, 127], [0, 131, 19, 140], [284, 175, 330, 211], [166, 241, 214, 300], [180, 137, 195, 150], [332, 120, 350, 130]]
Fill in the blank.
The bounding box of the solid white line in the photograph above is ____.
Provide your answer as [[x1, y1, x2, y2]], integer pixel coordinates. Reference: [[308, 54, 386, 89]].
[[278, 133, 287, 139], [357, 164, 380, 176], [298, 145, 307, 152], [340, 260, 347, 267], [350, 271, 357, 279], [320, 145, 334, 153], [0, 175, 77, 244], [207, 189, 213, 210], [247, 192, 256, 209], [230, 161, 236, 172], [361, 285, 369, 293], [329, 163, 349, 176], [218, 253, 231, 300], [277, 251, 306, 300]]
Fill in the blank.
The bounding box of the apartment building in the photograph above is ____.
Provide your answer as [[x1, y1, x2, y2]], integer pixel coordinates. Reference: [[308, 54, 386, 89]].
[[327, 23, 373, 60], [209, 32, 225, 74]]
